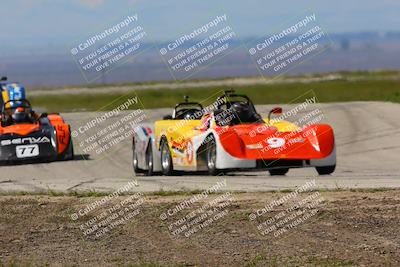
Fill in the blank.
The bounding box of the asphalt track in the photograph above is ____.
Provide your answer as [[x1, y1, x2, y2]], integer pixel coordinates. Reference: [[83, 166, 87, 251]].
[[0, 102, 399, 193]]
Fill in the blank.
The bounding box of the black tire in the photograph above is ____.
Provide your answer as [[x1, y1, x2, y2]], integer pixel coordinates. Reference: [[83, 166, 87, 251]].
[[132, 140, 144, 174], [145, 144, 153, 176], [206, 136, 219, 175], [316, 165, 336, 175], [59, 138, 74, 161], [58, 125, 74, 161], [269, 168, 289, 176], [160, 139, 174, 176]]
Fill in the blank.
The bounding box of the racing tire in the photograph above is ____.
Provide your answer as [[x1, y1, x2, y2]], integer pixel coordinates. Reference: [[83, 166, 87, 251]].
[[316, 165, 336, 175], [160, 139, 174, 176], [145, 144, 154, 176], [206, 136, 219, 176], [269, 168, 289, 176], [132, 141, 144, 174], [59, 126, 74, 161], [59, 139, 74, 161]]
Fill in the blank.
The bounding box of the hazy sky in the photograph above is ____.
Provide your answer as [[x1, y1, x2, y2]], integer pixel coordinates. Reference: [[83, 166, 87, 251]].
[[1, 0, 400, 47]]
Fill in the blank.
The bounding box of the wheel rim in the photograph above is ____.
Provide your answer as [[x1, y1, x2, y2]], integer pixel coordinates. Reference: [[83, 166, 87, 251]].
[[147, 148, 153, 169], [161, 143, 170, 170], [133, 144, 138, 169], [207, 142, 216, 170]]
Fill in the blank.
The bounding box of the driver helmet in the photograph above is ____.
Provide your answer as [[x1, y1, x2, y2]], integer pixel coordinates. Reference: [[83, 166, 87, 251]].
[[11, 105, 31, 123], [232, 102, 252, 121], [183, 111, 196, 120]]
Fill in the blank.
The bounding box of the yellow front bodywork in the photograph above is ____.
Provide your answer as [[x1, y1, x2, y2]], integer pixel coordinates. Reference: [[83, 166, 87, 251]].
[[155, 119, 203, 167], [155, 117, 301, 168]]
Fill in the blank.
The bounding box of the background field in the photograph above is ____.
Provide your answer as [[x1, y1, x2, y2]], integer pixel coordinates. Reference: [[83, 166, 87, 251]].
[[29, 71, 400, 112]]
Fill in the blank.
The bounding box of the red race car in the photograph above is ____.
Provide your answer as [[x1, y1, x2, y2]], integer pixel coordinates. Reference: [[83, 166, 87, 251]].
[[153, 91, 336, 176]]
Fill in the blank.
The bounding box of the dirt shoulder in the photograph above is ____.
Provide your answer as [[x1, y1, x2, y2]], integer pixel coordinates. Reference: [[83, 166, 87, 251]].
[[1, 190, 399, 266]]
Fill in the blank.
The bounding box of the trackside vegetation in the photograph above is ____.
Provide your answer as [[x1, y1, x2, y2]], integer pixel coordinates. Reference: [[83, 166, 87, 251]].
[[30, 71, 400, 112]]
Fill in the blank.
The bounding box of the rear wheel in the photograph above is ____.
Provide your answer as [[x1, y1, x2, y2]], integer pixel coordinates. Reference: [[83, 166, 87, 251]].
[[269, 168, 289, 176], [132, 140, 144, 174], [160, 139, 174, 175], [316, 165, 336, 175], [206, 136, 219, 175]]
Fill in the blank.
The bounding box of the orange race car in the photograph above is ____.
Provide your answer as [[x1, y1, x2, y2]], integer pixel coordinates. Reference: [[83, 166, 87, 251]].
[[0, 99, 73, 164]]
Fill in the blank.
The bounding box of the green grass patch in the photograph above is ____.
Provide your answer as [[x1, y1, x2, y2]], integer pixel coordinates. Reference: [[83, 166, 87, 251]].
[[0, 187, 397, 197], [305, 256, 354, 266], [0, 189, 234, 198], [30, 77, 400, 112]]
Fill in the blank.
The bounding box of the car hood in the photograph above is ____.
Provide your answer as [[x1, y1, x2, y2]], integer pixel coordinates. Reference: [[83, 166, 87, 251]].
[[0, 123, 40, 136], [218, 123, 335, 160]]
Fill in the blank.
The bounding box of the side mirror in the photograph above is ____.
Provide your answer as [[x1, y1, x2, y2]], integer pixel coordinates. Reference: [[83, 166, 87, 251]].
[[0, 76, 7, 81], [268, 107, 282, 121], [163, 115, 173, 120]]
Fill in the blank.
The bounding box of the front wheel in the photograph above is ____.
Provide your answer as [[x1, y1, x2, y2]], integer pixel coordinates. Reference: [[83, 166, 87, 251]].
[[316, 165, 336, 175], [145, 144, 153, 176], [132, 142, 140, 173], [160, 140, 174, 176], [132, 141, 144, 174], [206, 136, 219, 175], [269, 168, 289, 176], [59, 138, 74, 161]]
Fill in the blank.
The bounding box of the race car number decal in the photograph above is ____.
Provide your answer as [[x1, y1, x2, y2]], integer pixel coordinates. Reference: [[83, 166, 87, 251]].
[[267, 137, 285, 148], [16, 144, 39, 158]]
